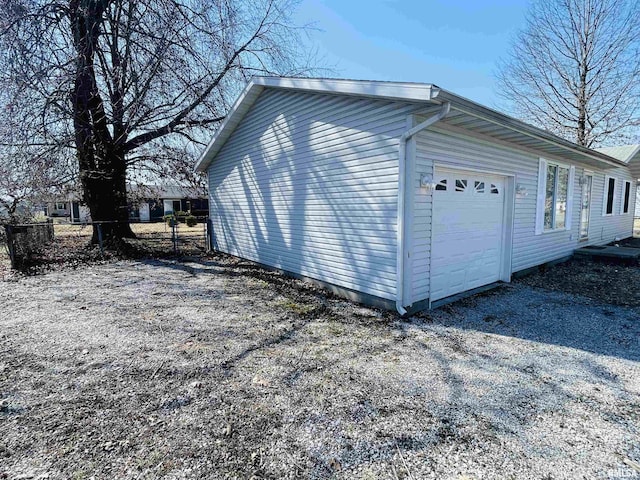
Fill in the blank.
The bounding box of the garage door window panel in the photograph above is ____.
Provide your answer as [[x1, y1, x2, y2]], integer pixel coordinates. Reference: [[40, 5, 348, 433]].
[[435, 179, 447, 191], [455, 179, 468, 192]]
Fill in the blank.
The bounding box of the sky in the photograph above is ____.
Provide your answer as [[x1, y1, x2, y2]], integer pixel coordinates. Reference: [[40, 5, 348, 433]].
[[295, 0, 529, 108]]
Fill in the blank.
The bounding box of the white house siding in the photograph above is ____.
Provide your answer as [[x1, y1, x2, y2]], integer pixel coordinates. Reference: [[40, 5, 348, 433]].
[[208, 89, 415, 301], [410, 134, 434, 301], [411, 125, 634, 305]]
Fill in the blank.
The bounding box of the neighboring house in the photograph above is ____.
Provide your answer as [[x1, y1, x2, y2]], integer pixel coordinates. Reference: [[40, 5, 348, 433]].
[[128, 185, 209, 222], [595, 145, 640, 218], [42, 185, 209, 223], [195, 77, 635, 314], [42, 195, 91, 223]]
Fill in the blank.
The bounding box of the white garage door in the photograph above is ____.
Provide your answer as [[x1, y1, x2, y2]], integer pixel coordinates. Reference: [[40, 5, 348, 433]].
[[431, 167, 506, 301]]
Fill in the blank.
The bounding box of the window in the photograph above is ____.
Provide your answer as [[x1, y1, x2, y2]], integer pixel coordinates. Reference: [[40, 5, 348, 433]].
[[435, 179, 447, 191], [622, 180, 631, 214], [474, 181, 485, 194], [544, 163, 569, 230], [55, 202, 66, 210], [604, 176, 616, 215], [535, 158, 574, 234], [455, 179, 467, 192], [490, 184, 499, 195]]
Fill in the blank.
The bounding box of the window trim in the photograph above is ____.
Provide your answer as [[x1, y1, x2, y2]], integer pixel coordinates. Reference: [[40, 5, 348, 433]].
[[535, 158, 574, 235], [603, 176, 617, 216], [579, 171, 593, 240], [621, 180, 632, 215]]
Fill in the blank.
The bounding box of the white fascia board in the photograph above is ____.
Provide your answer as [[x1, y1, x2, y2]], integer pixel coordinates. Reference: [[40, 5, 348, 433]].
[[252, 76, 439, 103]]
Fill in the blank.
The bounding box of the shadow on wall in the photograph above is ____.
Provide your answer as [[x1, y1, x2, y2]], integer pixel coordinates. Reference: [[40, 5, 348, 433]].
[[209, 90, 404, 301]]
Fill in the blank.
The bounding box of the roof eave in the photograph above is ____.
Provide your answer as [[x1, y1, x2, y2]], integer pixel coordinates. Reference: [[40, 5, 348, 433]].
[[195, 76, 627, 173], [432, 89, 627, 169]]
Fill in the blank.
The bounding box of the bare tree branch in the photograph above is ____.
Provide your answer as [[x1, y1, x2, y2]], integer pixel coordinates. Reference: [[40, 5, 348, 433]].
[[496, 0, 640, 147]]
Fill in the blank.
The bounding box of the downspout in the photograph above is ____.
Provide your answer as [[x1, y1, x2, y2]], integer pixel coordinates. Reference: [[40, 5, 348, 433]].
[[396, 102, 450, 315]]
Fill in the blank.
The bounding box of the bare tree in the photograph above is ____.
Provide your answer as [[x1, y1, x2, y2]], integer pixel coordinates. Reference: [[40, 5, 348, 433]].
[[496, 0, 640, 147], [0, 84, 75, 223], [0, 0, 312, 243]]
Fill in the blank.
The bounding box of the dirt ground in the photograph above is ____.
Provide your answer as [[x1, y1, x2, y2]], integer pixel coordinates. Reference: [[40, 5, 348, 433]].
[[515, 256, 640, 306], [1, 254, 639, 479]]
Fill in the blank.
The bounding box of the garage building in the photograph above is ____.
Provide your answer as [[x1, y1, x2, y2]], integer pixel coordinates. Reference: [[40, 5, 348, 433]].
[[195, 77, 634, 314]]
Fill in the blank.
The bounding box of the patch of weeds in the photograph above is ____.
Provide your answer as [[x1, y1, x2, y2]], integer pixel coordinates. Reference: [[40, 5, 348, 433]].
[[251, 278, 270, 289], [277, 299, 317, 316], [324, 322, 345, 336], [440, 304, 456, 315]]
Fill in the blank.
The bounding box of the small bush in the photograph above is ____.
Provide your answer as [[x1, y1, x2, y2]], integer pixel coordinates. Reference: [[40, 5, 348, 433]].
[[163, 214, 177, 226], [185, 215, 197, 227]]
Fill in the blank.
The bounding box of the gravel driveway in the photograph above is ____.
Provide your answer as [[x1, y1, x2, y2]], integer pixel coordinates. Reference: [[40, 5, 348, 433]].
[[1, 256, 639, 479]]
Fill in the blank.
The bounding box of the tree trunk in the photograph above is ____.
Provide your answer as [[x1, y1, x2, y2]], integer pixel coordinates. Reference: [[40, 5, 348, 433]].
[[80, 151, 135, 245], [70, 1, 134, 247]]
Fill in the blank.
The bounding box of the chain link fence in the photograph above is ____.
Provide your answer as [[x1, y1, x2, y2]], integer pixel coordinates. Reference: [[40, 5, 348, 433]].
[[1, 217, 212, 271], [2, 220, 55, 269]]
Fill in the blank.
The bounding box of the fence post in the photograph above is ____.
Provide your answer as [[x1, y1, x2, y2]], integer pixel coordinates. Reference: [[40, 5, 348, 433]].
[[96, 223, 104, 256], [206, 218, 214, 252], [47, 218, 54, 241], [205, 218, 210, 252], [4, 225, 16, 269], [172, 222, 178, 254]]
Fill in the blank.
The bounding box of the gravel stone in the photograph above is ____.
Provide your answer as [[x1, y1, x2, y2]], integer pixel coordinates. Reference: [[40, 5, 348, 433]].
[[0, 255, 638, 479]]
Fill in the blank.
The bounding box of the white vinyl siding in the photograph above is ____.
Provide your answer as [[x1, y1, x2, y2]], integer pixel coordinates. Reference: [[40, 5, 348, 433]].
[[411, 134, 433, 301], [208, 89, 412, 301], [410, 125, 634, 305]]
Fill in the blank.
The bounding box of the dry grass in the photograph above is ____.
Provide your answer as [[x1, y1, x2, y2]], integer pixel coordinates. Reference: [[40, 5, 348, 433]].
[[1, 256, 639, 479], [53, 221, 204, 238]]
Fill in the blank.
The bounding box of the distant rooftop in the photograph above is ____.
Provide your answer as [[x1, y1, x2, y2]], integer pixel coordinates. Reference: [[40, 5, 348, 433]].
[[595, 145, 640, 163]]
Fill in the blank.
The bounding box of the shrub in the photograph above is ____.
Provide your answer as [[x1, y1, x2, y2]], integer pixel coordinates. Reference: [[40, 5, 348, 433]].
[[185, 215, 197, 227], [163, 214, 177, 226]]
